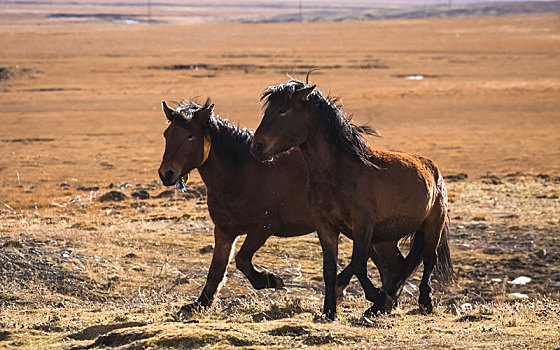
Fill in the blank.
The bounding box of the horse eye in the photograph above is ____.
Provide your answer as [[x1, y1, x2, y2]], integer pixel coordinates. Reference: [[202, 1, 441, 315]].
[[187, 135, 194, 140], [279, 107, 289, 115]]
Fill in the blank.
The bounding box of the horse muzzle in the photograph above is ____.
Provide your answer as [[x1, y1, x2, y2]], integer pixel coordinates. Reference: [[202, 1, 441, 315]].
[[158, 168, 179, 187], [250, 141, 273, 162]]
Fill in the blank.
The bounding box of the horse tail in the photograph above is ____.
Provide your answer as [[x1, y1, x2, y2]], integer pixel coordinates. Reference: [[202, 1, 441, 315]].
[[402, 230, 424, 281], [433, 221, 456, 286], [402, 221, 456, 286]]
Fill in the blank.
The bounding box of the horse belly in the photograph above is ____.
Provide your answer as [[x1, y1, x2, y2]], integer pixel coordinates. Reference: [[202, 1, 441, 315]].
[[372, 216, 420, 243]]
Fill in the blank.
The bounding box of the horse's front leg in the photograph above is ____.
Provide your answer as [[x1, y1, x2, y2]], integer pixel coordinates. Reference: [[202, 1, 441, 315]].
[[178, 225, 236, 317], [317, 227, 339, 320], [235, 230, 284, 289], [351, 221, 392, 316], [372, 241, 406, 300], [336, 244, 384, 300], [335, 263, 353, 300]]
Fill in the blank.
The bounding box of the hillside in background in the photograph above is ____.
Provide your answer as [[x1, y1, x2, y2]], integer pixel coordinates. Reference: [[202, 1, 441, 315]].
[[0, 0, 559, 25]]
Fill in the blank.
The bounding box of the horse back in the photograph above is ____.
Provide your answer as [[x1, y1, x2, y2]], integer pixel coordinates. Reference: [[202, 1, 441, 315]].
[[357, 149, 446, 225]]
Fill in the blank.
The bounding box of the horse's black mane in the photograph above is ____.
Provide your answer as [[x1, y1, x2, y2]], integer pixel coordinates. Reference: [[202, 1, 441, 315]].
[[261, 79, 380, 167], [174, 99, 254, 169]]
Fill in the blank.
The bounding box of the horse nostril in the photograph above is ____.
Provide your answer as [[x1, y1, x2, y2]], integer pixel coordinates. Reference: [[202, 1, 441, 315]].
[[164, 170, 174, 182], [255, 142, 264, 153]]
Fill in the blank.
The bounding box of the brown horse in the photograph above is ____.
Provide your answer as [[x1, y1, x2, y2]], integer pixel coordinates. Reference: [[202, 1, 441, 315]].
[[157, 99, 411, 316], [251, 79, 455, 319]]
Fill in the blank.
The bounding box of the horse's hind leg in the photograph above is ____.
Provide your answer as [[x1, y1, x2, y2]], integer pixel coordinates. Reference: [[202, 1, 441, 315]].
[[235, 230, 284, 289], [418, 203, 446, 314]]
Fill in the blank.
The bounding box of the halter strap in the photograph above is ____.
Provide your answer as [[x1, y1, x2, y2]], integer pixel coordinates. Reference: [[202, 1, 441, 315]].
[[179, 134, 211, 191], [201, 134, 211, 166]]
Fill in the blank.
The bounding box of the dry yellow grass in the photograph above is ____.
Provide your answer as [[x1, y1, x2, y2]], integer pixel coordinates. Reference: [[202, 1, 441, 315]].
[[1, 177, 559, 348]]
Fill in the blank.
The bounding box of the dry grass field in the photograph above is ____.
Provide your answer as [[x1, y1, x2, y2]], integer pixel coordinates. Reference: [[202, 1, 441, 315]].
[[1, 5, 560, 349]]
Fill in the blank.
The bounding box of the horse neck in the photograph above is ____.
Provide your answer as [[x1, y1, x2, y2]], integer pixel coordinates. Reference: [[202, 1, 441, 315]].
[[196, 127, 246, 194], [299, 124, 343, 178]]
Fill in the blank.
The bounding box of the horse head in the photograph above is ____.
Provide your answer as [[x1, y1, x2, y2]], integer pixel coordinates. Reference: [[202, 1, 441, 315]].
[[158, 99, 213, 186], [251, 81, 315, 162]]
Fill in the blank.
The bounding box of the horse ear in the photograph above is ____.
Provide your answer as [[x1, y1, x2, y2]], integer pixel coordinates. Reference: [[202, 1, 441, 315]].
[[292, 85, 316, 104], [162, 101, 174, 122], [194, 103, 214, 123]]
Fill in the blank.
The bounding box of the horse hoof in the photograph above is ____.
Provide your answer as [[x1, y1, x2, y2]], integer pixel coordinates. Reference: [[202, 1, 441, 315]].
[[364, 294, 393, 317], [273, 275, 285, 289], [314, 311, 336, 322], [335, 286, 347, 301], [382, 294, 394, 310], [363, 306, 385, 318], [262, 273, 284, 289], [419, 302, 433, 315], [177, 302, 204, 319]]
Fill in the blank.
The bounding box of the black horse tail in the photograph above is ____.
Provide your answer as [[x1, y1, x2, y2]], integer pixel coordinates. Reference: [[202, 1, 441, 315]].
[[402, 221, 456, 287], [433, 221, 456, 286]]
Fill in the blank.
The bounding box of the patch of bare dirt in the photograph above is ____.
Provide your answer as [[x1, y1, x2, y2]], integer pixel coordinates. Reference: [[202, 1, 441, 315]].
[[0, 65, 40, 82]]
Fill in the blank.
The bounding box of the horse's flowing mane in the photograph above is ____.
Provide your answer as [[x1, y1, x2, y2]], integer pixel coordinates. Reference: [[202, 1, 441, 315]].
[[175, 99, 254, 169], [261, 79, 380, 168]]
